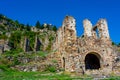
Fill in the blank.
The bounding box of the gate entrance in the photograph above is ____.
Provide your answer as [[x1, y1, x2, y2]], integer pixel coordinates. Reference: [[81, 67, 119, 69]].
[[85, 53, 100, 70]]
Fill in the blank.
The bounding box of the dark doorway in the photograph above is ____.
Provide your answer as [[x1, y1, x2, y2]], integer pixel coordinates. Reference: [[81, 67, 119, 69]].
[[63, 57, 65, 68], [35, 38, 42, 51], [85, 53, 100, 70]]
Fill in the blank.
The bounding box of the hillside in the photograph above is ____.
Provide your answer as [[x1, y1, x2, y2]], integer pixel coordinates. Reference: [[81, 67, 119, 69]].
[[0, 14, 57, 52], [0, 14, 59, 72]]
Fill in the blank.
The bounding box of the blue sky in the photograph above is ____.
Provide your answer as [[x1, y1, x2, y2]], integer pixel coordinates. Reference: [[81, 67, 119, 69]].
[[0, 0, 120, 43]]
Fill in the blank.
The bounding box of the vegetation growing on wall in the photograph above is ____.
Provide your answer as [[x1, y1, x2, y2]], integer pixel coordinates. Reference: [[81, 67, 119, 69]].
[[0, 14, 57, 52]]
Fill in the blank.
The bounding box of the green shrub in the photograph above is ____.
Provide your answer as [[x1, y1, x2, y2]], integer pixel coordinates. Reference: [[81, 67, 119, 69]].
[[46, 43, 52, 51], [4, 48, 23, 55], [51, 59, 58, 63], [8, 31, 22, 49], [13, 57, 21, 65], [0, 59, 14, 71], [0, 65, 8, 71], [46, 65, 56, 72], [48, 66, 56, 72], [0, 25, 5, 31], [37, 51, 48, 57], [107, 76, 120, 80], [0, 34, 8, 40], [59, 68, 65, 71], [49, 36, 54, 42]]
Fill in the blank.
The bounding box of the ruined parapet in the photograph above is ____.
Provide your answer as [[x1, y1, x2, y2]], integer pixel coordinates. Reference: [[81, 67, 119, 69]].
[[53, 16, 78, 69], [83, 19, 92, 37], [62, 16, 76, 31], [97, 19, 110, 40], [92, 26, 97, 39], [62, 16, 76, 39], [63, 16, 78, 53], [54, 16, 77, 52]]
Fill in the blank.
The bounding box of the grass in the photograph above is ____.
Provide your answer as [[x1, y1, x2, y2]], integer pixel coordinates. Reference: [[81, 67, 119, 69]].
[[0, 70, 120, 80], [0, 71, 92, 80], [102, 76, 120, 80], [0, 69, 97, 80], [0, 69, 120, 80]]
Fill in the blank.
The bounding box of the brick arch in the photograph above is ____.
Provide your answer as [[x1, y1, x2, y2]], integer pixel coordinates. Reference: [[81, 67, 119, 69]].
[[83, 51, 103, 61], [84, 52, 103, 70]]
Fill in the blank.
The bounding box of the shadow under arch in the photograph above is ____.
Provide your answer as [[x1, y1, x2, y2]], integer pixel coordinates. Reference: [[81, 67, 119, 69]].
[[85, 52, 101, 70]]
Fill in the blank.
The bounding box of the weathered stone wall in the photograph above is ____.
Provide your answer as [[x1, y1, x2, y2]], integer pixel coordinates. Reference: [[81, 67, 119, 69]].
[[0, 39, 10, 53], [53, 16, 116, 75], [97, 19, 110, 40], [83, 19, 93, 37], [53, 16, 78, 69]]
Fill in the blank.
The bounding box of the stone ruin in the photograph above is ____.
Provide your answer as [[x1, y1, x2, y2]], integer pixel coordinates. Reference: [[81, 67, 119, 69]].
[[22, 36, 42, 52], [0, 39, 11, 54], [53, 16, 116, 75]]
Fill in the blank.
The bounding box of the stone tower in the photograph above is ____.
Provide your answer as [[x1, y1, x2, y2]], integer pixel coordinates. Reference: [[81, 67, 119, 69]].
[[83, 19, 92, 37], [97, 19, 110, 40], [62, 16, 78, 71], [62, 16, 76, 39]]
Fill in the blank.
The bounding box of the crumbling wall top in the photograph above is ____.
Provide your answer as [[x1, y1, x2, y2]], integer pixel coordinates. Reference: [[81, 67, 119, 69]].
[[97, 19, 110, 40], [83, 19, 93, 37], [62, 16, 76, 31]]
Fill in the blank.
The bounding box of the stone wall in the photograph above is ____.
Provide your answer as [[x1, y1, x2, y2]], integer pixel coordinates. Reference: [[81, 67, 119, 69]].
[[83, 19, 92, 37], [53, 16, 116, 75], [0, 39, 10, 53]]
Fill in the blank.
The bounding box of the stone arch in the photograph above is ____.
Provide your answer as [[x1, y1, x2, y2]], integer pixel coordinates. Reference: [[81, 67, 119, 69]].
[[84, 52, 102, 70]]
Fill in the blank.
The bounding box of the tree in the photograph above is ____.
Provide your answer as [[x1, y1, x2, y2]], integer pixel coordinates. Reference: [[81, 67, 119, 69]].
[[26, 24, 31, 31], [35, 21, 41, 29], [15, 20, 19, 28], [52, 26, 57, 32], [40, 24, 44, 29], [117, 43, 120, 47], [0, 14, 4, 19], [20, 24, 25, 30], [112, 42, 116, 46], [8, 31, 22, 49], [46, 24, 51, 30]]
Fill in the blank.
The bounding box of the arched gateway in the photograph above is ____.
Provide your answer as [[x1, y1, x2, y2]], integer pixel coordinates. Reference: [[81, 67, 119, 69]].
[[85, 53, 101, 70]]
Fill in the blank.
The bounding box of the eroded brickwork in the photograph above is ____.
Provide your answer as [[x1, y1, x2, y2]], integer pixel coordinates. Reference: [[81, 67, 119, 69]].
[[53, 16, 115, 75]]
